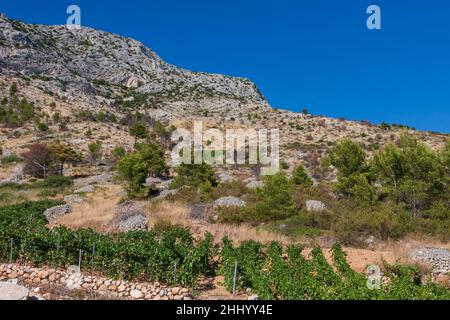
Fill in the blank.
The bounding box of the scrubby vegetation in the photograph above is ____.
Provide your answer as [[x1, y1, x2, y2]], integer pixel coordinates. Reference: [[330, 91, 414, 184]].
[[0, 200, 448, 299], [0, 83, 35, 128]]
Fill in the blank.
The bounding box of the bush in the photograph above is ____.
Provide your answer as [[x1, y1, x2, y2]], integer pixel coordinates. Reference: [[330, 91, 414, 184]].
[[171, 162, 216, 190], [33, 175, 73, 189], [1, 154, 21, 165], [117, 142, 167, 197], [328, 139, 367, 177], [254, 171, 296, 221], [37, 122, 49, 132], [290, 164, 313, 187], [22, 143, 54, 178], [129, 122, 148, 145], [88, 140, 102, 163], [332, 203, 412, 244]]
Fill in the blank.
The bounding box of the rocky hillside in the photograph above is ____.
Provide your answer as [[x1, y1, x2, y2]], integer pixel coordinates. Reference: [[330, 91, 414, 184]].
[[0, 13, 266, 116]]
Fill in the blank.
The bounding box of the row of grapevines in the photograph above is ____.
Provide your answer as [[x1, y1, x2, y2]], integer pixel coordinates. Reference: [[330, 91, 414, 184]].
[[0, 201, 215, 286], [219, 240, 450, 300]]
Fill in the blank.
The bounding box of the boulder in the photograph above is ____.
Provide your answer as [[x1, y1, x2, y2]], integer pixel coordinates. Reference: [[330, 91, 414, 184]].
[[188, 204, 211, 220], [218, 172, 233, 183], [117, 214, 148, 232], [74, 173, 112, 188], [246, 180, 263, 189], [44, 205, 72, 223], [144, 177, 173, 190], [213, 196, 245, 208], [130, 289, 143, 299], [63, 194, 85, 205], [0, 164, 24, 186], [115, 200, 146, 216], [1, 148, 12, 157], [0, 282, 29, 300], [74, 184, 95, 194], [305, 200, 326, 212], [153, 189, 178, 201], [144, 177, 163, 187]]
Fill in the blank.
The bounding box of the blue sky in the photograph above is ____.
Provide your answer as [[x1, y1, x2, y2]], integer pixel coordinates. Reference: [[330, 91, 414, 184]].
[[1, 1, 449, 133]]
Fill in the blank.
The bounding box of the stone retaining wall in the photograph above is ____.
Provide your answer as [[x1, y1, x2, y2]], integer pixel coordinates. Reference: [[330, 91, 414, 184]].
[[0, 263, 191, 300]]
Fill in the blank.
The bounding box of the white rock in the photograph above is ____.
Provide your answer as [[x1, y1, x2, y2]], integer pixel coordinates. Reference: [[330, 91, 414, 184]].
[[305, 200, 326, 212], [130, 289, 143, 299]]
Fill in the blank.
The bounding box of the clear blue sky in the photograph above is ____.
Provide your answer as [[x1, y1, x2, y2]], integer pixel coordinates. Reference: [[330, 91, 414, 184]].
[[1, 1, 449, 133]]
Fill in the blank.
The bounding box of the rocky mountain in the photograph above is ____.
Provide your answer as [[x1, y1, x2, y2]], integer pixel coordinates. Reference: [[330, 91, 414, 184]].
[[0, 13, 266, 115]]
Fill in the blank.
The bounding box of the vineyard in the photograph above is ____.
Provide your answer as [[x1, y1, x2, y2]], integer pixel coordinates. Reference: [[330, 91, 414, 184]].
[[0, 201, 215, 286], [220, 238, 450, 300], [0, 201, 449, 299]]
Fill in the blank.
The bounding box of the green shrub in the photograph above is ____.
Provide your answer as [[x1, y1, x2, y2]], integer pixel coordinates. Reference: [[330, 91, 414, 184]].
[[171, 162, 216, 189], [37, 122, 49, 132], [254, 171, 296, 221], [33, 175, 73, 189], [117, 142, 167, 197], [290, 164, 313, 187], [332, 203, 412, 244], [1, 154, 21, 165]]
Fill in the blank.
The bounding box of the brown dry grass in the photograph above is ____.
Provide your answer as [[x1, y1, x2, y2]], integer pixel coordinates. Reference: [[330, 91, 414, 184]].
[[57, 184, 123, 232], [146, 200, 291, 245]]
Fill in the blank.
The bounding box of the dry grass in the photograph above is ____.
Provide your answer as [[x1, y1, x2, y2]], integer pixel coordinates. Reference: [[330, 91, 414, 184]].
[[146, 200, 291, 245], [57, 184, 123, 232]]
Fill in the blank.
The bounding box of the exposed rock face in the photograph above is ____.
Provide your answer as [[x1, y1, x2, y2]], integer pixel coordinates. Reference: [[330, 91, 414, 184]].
[[0, 164, 24, 186], [74, 173, 112, 187], [144, 177, 172, 190], [153, 189, 178, 201], [63, 194, 85, 205], [74, 185, 95, 194], [117, 214, 148, 232], [188, 204, 211, 220], [218, 172, 233, 183], [409, 248, 450, 274], [305, 200, 326, 212], [213, 196, 245, 208], [44, 205, 72, 223], [0, 14, 266, 115], [114, 200, 148, 231], [0, 281, 29, 300], [246, 180, 263, 189]]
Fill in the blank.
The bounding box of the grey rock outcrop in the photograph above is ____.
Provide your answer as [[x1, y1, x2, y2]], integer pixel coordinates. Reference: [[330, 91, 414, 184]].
[[188, 204, 211, 220], [74, 184, 95, 194], [305, 200, 326, 212], [0, 14, 267, 117], [213, 196, 245, 208], [73, 173, 112, 188], [0, 281, 29, 300], [117, 214, 148, 232], [63, 194, 85, 205], [114, 200, 147, 231], [0, 164, 24, 186], [409, 248, 450, 274], [44, 205, 72, 223], [153, 189, 178, 201], [218, 172, 233, 183], [246, 180, 264, 189]]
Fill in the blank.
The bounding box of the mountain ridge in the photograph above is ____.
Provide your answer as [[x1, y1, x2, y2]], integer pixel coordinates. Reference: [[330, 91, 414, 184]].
[[0, 13, 267, 114]]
